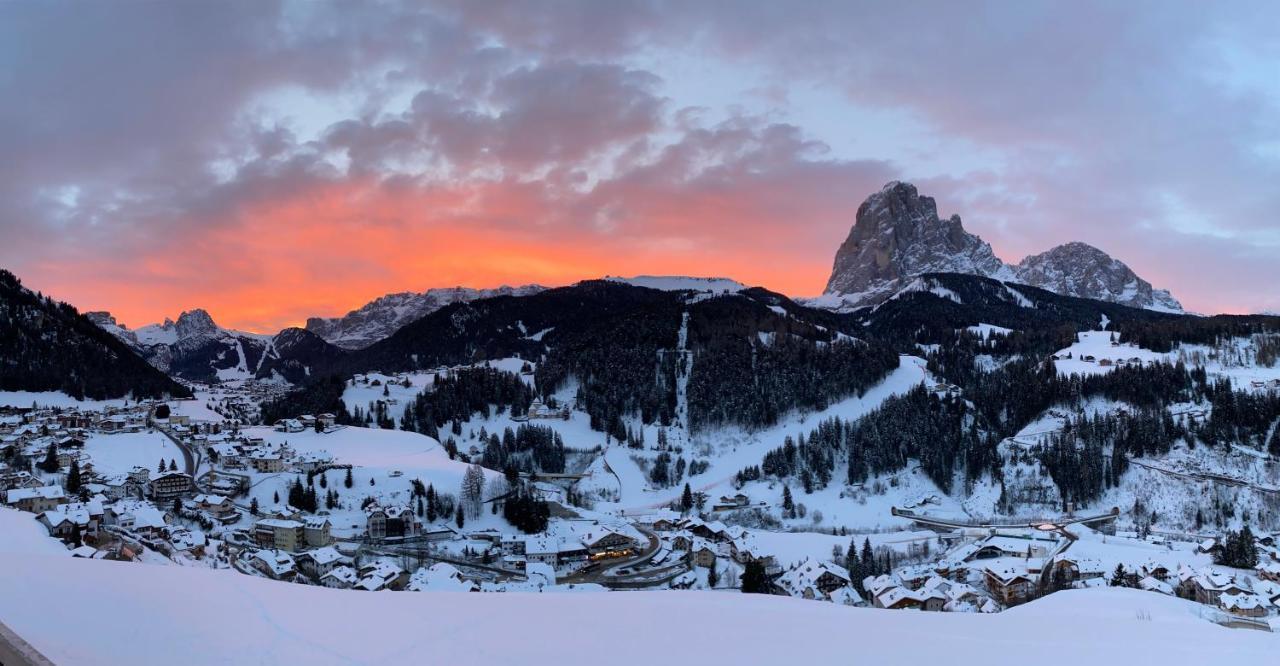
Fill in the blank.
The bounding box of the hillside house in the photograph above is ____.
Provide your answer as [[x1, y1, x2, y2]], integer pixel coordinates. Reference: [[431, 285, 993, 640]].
[[4, 485, 67, 513], [983, 563, 1037, 606], [1220, 593, 1269, 618], [191, 494, 238, 523], [251, 550, 298, 581], [297, 546, 352, 580], [355, 560, 408, 591], [777, 558, 852, 599], [320, 565, 358, 589]]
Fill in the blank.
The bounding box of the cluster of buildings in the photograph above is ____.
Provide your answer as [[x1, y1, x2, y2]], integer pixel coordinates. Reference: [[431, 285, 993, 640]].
[[1, 403, 196, 513], [271, 413, 337, 433], [497, 525, 640, 575]]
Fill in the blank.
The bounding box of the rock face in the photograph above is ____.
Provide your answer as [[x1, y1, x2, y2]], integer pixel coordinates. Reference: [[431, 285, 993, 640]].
[[306, 285, 546, 349], [1014, 242, 1183, 312], [820, 181, 1183, 312], [823, 181, 1012, 304]]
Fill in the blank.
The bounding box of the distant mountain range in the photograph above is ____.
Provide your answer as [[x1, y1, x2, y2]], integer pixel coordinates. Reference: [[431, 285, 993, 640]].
[[816, 181, 1183, 313], [305, 285, 547, 349], [86, 309, 344, 384]]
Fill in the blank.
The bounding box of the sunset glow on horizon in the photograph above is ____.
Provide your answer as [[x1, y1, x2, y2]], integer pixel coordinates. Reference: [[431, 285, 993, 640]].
[[3, 1, 1278, 331]]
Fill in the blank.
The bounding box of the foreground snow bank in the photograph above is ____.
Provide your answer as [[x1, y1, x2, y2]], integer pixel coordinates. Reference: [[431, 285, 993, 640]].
[[0, 553, 1274, 665]]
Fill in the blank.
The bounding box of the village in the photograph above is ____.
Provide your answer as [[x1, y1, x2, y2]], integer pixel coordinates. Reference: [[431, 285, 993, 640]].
[[3, 388, 1280, 635]]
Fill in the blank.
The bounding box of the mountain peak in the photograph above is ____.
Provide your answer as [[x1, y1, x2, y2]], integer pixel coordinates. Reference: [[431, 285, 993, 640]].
[[1015, 242, 1183, 312], [175, 308, 219, 339], [823, 181, 1010, 303]]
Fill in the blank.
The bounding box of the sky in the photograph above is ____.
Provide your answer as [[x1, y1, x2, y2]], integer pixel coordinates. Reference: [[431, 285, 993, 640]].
[[2, 1, 1278, 332]]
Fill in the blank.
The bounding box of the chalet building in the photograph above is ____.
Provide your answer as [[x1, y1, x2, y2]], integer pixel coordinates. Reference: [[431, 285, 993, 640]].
[[355, 560, 408, 591], [1220, 593, 1268, 618], [191, 494, 239, 523], [297, 547, 352, 580], [149, 470, 192, 503], [4, 485, 67, 513], [651, 518, 679, 532], [321, 565, 359, 589], [581, 529, 637, 557], [128, 466, 150, 486], [38, 501, 103, 542], [366, 504, 421, 540], [691, 544, 718, 568], [273, 419, 304, 433], [104, 499, 168, 537], [1192, 572, 1250, 606], [983, 565, 1036, 606], [526, 400, 569, 420], [251, 550, 299, 581], [777, 558, 854, 601]]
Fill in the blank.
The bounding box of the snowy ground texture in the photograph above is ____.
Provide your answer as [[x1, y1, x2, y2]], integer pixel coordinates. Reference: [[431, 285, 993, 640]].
[[0, 550, 1275, 666]]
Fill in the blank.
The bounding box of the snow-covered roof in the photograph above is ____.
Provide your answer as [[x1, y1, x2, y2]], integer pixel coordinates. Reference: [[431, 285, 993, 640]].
[[5, 485, 65, 503]]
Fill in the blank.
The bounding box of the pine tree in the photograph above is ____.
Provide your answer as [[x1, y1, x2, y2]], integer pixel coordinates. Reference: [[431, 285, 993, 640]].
[[681, 483, 693, 513], [1111, 563, 1127, 587], [38, 443, 59, 474], [707, 558, 719, 588], [782, 485, 794, 518], [344, 467, 354, 488], [65, 458, 81, 492], [273, 490, 280, 504], [169, 459, 177, 471], [741, 560, 768, 593], [455, 504, 465, 529], [157, 458, 165, 474], [319, 472, 327, 489]]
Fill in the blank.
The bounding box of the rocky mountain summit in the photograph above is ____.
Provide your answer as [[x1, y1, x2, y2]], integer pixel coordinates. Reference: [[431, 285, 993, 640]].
[[823, 181, 1013, 304], [821, 181, 1182, 312]]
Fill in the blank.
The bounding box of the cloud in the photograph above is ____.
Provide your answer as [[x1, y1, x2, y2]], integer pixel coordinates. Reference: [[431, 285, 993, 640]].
[[1, 0, 1277, 331]]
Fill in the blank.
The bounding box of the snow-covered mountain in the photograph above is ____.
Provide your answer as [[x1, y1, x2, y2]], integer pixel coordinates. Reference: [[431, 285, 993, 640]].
[[819, 181, 1183, 313], [821, 181, 1014, 308], [87, 309, 343, 383], [1015, 242, 1183, 312], [305, 285, 546, 349]]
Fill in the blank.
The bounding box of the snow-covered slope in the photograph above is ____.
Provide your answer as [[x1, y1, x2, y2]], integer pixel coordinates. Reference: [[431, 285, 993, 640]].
[[305, 285, 546, 349], [0, 553, 1272, 666]]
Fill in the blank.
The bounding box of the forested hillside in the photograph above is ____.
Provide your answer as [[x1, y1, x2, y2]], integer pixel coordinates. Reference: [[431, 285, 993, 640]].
[[0, 270, 191, 400]]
